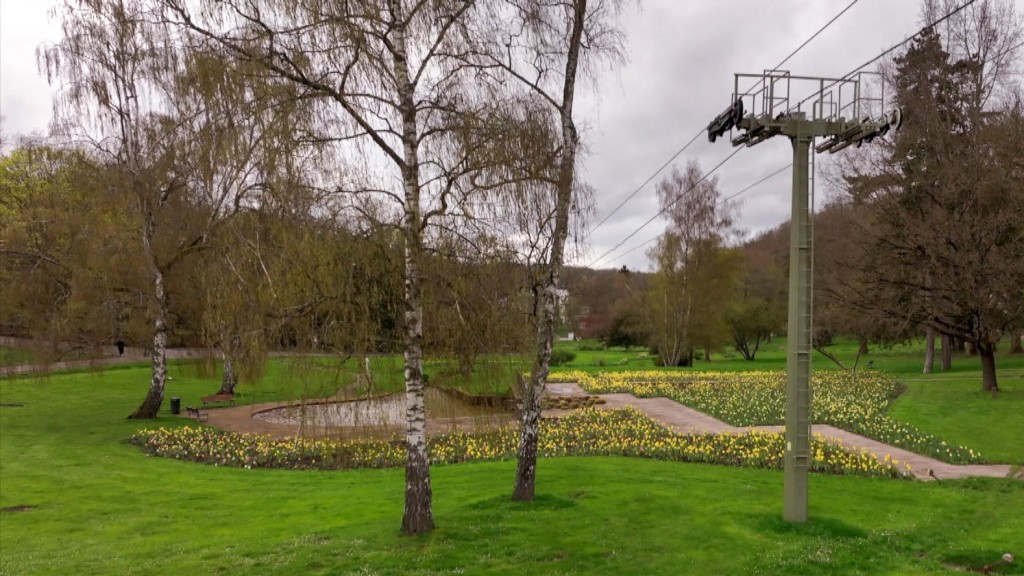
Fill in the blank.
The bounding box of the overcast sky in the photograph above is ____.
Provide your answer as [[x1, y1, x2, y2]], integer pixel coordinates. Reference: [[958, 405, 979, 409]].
[[2, 0, 1021, 271]]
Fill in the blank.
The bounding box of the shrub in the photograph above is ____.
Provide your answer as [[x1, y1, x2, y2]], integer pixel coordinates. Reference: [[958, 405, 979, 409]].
[[549, 349, 577, 366]]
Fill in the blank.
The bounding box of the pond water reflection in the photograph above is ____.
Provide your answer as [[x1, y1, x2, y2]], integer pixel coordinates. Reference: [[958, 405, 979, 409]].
[[252, 387, 515, 437]]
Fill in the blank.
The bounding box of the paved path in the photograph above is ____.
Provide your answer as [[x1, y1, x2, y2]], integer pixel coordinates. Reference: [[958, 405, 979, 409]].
[[4, 344, 1016, 482], [0, 337, 327, 377], [0, 346, 205, 377], [552, 383, 1018, 482]]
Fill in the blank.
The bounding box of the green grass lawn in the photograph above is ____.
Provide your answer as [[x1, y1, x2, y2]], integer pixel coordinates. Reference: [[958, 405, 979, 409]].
[[555, 337, 1024, 377], [3, 366, 1024, 575], [50, 353, 527, 410], [889, 372, 1024, 464]]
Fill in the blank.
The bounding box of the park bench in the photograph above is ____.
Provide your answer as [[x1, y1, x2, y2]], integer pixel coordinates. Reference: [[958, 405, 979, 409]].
[[200, 394, 235, 406], [185, 406, 208, 421]]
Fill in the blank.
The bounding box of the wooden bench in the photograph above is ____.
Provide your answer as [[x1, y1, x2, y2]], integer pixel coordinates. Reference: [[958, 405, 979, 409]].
[[200, 394, 235, 406], [185, 406, 208, 421]]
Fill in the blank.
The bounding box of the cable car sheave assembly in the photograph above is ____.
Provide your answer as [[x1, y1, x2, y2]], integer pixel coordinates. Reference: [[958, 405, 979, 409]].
[[706, 70, 902, 524]]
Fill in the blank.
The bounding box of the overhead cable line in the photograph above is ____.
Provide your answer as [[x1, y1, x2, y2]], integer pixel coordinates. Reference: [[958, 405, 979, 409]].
[[589, 0, 980, 268], [741, 0, 860, 97], [787, 0, 980, 113], [585, 147, 744, 268], [583, 0, 863, 242], [600, 162, 792, 267]]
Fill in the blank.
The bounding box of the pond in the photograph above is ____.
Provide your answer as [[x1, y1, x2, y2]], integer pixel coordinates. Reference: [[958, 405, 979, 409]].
[[252, 387, 516, 438]]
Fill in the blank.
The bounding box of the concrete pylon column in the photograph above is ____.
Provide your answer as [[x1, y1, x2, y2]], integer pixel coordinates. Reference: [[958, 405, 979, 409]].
[[784, 127, 813, 523]]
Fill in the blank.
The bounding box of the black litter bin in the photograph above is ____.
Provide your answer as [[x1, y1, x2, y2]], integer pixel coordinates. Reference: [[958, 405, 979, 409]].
[[170, 397, 181, 415]]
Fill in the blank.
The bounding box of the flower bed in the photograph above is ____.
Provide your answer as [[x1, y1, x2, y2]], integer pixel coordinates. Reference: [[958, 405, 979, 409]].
[[550, 370, 984, 464], [129, 407, 908, 478]]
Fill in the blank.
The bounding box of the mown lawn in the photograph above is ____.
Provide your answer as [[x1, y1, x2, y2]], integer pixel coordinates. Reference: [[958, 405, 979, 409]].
[[889, 371, 1024, 465], [30, 353, 526, 409], [554, 337, 1024, 377], [2, 366, 1023, 575]]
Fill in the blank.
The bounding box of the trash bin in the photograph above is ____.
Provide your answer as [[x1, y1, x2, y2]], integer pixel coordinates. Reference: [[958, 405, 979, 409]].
[[170, 397, 181, 415]]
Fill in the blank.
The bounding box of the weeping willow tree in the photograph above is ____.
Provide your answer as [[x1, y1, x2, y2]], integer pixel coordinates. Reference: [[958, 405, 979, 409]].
[[43, 0, 303, 418], [421, 229, 534, 412]]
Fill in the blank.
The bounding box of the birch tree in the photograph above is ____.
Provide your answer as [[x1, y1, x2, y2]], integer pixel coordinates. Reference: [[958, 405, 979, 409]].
[[159, 0, 499, 533], [465, 0, 625, 501]]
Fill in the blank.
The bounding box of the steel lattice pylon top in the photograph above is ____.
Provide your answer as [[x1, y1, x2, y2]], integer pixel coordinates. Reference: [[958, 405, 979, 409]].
[[707, 70, 901, 151]]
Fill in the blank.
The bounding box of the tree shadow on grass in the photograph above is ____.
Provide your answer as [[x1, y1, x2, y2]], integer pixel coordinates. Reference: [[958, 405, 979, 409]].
[[467, 493, 578, 513], [744, 512, 868, 539]]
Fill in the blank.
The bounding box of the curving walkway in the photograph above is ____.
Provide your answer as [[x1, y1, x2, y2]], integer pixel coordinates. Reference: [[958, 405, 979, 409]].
[[3, 345, 1017, 482], [549, 383, 1018, 482]]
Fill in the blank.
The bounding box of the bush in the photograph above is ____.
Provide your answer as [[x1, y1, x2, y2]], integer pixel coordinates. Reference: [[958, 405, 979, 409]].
[[549, 349, 577, 366]]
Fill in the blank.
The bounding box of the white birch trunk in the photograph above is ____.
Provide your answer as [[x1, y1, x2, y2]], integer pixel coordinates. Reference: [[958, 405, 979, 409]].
[[513, 0, 586, 502], [391, 0, 433, 534], [129, 266, 168, 419]]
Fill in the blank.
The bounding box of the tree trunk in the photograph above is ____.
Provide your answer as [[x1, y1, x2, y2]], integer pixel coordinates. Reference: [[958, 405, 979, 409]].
[[218, 354, 237, 396], [954, 336, 965, 352], [513, 0, 585, 503], [129, 269, 167, 419], [1012, 330, 1023, 354], [977, 340, 999, 392], [749, 336, 761, 360], [923, 326, 935, 374], [941, 333, 953, 370], [734, 336, 752, 360], [513, 285, 553, 501], [400, 241, 432, 534], [852, 341, 866, 372], [216, 335, 240, 396], [392, 1, 432, 535]]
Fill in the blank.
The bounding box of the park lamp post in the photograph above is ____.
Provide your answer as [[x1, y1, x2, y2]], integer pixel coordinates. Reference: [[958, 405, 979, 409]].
[[707, 70, 902, 522]]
